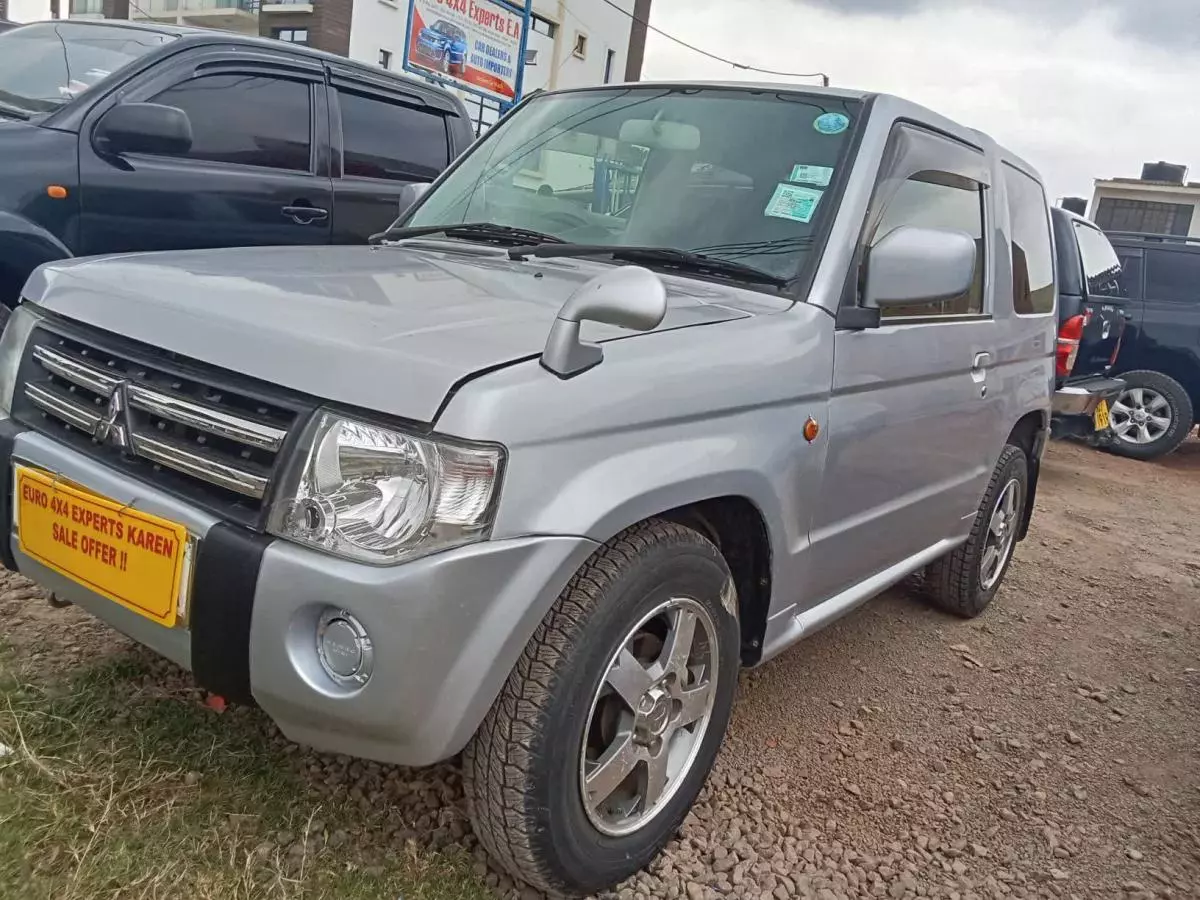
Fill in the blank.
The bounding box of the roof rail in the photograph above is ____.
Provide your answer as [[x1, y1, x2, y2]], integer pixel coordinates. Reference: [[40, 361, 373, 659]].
[[1105, 231, 1200, 245]]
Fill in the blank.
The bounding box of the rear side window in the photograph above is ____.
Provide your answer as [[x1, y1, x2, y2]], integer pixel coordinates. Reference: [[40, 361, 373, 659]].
[[1001, 165, 1055, 314], [871, 171, 985, 317], [149, 74, 312, 171], [1144, 250, 1200, 304], [1072, 223, 1124, 299], [1116, 252, 1142, 299], [338, 90, 449, 182]]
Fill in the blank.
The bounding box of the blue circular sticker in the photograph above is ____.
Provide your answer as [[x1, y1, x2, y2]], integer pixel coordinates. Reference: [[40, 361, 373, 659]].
[[813, 113, 850, 135]]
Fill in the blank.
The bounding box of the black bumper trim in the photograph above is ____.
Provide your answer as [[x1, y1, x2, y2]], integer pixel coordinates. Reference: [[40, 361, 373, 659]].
[[0, 418, 23, 571], [189, 522, 271, 705]]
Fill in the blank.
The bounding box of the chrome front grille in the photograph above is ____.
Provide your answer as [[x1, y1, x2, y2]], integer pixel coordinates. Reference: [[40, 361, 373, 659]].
[[15, 326, 311, 528]]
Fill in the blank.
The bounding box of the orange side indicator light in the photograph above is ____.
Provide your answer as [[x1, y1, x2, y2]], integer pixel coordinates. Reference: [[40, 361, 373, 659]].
[[803, 416, 820, 443], [47, 185, 69, 200]]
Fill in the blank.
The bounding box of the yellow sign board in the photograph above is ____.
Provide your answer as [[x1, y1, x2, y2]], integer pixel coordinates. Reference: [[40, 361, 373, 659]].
[[15, 465, 189, 628]]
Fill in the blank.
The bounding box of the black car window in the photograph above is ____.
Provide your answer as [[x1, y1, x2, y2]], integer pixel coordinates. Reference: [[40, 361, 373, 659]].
[[338, 89, 449, 182], [1145, 249, 1200, 304], [1116, 252, 1142, 300], [149, 73, 311, 172], [1072, 222, 1124, 299], [1001, 164, 1055, 315]]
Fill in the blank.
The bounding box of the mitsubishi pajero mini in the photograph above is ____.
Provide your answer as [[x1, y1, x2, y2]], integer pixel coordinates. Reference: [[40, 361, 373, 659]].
[[0, 83, 1055, 896]]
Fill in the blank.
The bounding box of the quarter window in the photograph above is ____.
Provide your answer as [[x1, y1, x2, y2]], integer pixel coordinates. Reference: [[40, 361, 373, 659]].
[[1145, 249, 1200, 304], [149, 74, 311, 171], [1002, 165, 1055, 314], [870, 171, 985, 317], [1072, 223, 1125, 299], [338, 90, 449, 181]]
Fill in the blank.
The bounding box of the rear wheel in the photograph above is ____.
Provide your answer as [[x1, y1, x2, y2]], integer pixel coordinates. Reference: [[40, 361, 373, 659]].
[[1108, 370, 1194, 460], [924, 444, 1028, 618], [463, 520, 740, 897]]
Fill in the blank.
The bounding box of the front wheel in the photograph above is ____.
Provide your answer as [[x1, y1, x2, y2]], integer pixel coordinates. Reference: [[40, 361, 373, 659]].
[[924, 444, 1028, 618], [463, 520, 740, 897], [1108, 370, 1194, 460]]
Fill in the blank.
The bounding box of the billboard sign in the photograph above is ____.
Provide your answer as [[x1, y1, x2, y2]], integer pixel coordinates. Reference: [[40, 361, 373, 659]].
[[404, 0, 527, 103]]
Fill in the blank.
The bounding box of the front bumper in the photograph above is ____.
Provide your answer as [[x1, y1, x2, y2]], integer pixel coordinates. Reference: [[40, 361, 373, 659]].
[[0, 421, 598, 765]]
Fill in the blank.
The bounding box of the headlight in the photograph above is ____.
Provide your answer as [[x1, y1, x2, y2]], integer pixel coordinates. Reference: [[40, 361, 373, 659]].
[[0, 305, 41, 418], [268, 412, 504, 565]]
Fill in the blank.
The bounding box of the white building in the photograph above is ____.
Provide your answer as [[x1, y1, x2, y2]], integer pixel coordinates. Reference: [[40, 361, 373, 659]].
[[68, 0, 652, 132], [1089, 161, 1200, 238]]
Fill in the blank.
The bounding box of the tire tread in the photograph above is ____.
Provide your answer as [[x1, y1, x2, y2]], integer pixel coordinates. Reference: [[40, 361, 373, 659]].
[[463, 519, 716, 896]]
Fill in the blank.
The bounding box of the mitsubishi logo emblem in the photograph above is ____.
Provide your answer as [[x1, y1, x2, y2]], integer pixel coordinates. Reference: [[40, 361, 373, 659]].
[[93, 382, 132, 449]]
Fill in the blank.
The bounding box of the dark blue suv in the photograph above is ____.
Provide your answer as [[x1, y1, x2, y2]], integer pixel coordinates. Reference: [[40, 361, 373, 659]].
[[0, 20, 474, 324]]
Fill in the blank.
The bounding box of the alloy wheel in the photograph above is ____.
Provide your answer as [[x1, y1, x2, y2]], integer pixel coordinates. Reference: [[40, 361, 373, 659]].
[[980, 478, 1020, 591], [1111, 387, 1172, 446], [579, 597, 719, 837]]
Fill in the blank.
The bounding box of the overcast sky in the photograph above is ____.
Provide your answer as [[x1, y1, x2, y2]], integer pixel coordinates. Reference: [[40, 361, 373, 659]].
[[642, 0, 1200, 201]]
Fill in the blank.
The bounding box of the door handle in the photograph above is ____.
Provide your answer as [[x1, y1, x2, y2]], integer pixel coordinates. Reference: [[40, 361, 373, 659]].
[[282, 205, 329, 225], [971, 351, 991, 395]]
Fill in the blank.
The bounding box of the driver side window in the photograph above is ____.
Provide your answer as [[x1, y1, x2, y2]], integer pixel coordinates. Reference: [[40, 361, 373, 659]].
[[870, 171, 986, 318]]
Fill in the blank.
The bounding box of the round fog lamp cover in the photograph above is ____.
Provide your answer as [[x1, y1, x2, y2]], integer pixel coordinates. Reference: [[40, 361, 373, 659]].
[[316, 609, 374, 686]]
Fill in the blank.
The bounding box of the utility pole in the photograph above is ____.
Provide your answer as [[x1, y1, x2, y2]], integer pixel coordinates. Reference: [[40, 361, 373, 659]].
[[0, 0, 9, 19]]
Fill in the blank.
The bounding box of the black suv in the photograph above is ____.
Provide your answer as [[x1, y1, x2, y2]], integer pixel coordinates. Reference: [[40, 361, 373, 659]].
[[1105, 230, 1200, 459], [0, 21, 473, 320]]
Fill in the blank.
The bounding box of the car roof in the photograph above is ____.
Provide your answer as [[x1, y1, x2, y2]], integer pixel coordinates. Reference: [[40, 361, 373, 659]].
[[1106, 231, 1200, 252], [13, 19, 462, 108]]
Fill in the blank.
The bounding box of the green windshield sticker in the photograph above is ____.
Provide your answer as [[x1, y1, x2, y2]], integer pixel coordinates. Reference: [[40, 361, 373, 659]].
[[765, 183, 823, 224], [788, 164, 833, 187]]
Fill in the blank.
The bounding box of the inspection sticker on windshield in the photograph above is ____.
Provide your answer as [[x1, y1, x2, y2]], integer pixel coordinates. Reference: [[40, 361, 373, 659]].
[[765, 184, 823, 223], [788, 164, 834, 187], [813, 112, 851, 135]]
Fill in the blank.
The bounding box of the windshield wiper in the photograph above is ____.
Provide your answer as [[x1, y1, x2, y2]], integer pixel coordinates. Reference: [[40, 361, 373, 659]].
[[368, 222, 565, 247], [508, 243, 790, 288], [0, 101, 31, 121]]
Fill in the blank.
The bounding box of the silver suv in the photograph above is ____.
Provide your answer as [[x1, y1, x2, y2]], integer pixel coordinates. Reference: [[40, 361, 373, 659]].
[[0, 82, 1054, 896]]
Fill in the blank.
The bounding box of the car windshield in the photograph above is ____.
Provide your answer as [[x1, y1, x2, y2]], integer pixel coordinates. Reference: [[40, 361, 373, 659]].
[[409, 86, 862, 283], [0, 22, 174, 118]]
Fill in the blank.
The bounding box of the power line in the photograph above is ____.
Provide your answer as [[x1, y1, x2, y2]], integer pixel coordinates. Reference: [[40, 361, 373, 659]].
[[594, 0, 830, 86]]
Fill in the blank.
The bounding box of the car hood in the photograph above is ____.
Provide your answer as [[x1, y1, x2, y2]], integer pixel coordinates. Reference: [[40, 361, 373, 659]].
[[23, 243, 780, 424]]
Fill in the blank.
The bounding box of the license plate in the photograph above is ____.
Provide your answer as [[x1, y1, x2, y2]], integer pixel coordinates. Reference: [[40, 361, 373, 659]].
[[1094, 398, 1111, 431], [14, 465, 189, 628]]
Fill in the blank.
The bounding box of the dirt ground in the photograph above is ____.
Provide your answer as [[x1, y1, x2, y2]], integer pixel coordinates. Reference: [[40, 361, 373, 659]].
[[1, 438, 1197, 900]]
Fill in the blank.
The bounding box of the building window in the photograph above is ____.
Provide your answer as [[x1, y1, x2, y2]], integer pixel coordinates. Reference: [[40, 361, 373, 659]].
[[378, 49, 392, 69], [604, 48, 616, 83], [273, 27, 309, 44], [531, 14, 557, 37], [1094, 197, 1194, 236], [572, 31, 587, 59]]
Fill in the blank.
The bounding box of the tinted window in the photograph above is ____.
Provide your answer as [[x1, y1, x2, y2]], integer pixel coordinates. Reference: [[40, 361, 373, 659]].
[[871, 171, 985, 317], [1002, 165, 1055, 314], [1095, 197, 1193, 236], [1116, 253, 1142, 299], [1072, 223, 1124, 299], [150, 74, 311, 171], [1145, 249, 1200, 304], [339, 90, 449, 181]]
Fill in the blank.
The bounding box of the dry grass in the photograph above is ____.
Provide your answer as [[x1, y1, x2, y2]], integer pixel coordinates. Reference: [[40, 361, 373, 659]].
[[0, 645, 490, 900]]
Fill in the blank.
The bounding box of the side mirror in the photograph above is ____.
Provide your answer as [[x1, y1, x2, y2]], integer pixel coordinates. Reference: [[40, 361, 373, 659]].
[[396, 182, 432, 220], [864, 225, 977, 309], [541, 266, 668, 378], [94, 102, 193, 157]]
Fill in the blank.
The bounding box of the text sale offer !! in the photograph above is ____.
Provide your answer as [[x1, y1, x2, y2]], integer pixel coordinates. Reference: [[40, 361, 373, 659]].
[[406, 0, 524, 101]]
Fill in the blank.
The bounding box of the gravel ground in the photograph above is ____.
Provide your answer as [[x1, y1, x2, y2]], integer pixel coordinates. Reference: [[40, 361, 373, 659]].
[[2, 438, 1198, 900]]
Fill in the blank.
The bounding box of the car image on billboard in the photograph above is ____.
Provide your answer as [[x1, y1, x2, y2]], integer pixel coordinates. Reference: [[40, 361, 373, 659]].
[[405, 0, 522, 102]]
